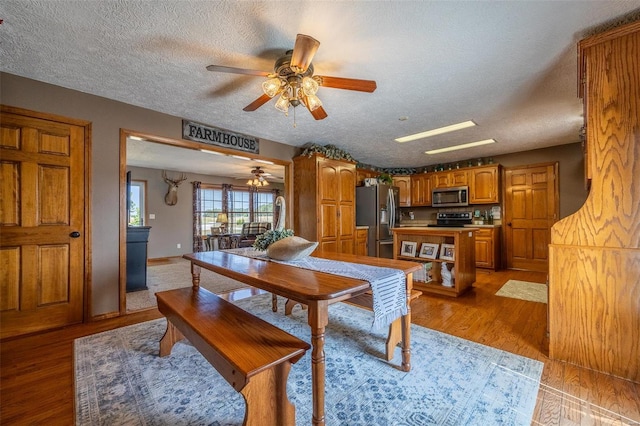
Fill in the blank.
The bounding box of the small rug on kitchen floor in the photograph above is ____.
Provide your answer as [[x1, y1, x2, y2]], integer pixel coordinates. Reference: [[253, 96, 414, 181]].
[[496, 280, 547, 304], [75, 293, 544, 425], [126, 258, 249, 312]]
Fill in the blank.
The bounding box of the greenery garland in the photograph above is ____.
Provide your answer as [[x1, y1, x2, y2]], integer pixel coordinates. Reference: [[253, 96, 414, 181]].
[[252, 229, 295, 251], [300, 143, 355, 162]]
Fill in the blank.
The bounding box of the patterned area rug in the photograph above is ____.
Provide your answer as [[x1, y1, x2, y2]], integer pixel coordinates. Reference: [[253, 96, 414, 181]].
[[76, 294, 544, 425], [126, 258, 249, 311], [496, 280, 548, 304]]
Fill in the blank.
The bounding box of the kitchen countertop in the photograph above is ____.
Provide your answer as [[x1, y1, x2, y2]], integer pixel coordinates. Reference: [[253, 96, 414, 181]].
[[464, 224, 501, 228], [355, 225, 369, 229]]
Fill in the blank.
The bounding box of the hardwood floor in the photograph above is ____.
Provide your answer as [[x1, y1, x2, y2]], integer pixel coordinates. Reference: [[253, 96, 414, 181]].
[[1, 269, 639, 425]]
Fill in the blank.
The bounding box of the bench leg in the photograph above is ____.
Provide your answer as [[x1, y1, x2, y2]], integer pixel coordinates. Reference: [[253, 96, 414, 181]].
[[240, 362, 296, 426], [159, 320, 184, 357]]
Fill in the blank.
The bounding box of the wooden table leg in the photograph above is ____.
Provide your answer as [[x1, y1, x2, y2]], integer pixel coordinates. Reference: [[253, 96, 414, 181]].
[[190, 263, 201, 290], [307, 300, 329, 426], [401, 274, 413, 372]]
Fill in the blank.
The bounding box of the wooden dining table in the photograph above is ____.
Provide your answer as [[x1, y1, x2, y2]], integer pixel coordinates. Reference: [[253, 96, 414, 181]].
[[182, 250, 422, 426]]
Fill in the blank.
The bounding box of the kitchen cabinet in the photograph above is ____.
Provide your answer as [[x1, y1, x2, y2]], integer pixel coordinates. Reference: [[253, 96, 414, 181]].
[[470, 165, 501, 204], [392, 176, 411, 206], [356, 167, 379, 186], [410, 173, 431, 206], [294, 154, 356, 254], [431, 169, 468, 189], [473, 226, 500, 270], [393, 227, 476, 297], [355, 227, 369, 256]]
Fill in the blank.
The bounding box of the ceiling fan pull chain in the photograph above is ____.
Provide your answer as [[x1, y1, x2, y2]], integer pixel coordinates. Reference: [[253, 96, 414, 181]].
[[293, 106, 297, 128]]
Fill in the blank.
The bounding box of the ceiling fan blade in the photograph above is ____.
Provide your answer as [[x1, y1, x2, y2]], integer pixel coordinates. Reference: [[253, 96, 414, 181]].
[[243, 94, 272, 111], [315, 75, 377, 93], [310, 106, 328, 120], [300, 95, 327, 120], [290, 34, 320, 73], [206, 65, 270, 77]]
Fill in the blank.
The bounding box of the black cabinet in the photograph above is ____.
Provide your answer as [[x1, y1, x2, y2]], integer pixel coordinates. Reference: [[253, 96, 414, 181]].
[[126, 226, 151, 292]]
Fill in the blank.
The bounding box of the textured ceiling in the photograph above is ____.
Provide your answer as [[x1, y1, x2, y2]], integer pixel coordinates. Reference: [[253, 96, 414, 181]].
[[2, 1, 640, 172]]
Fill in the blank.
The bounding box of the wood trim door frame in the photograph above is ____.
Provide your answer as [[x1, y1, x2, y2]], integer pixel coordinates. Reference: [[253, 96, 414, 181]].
[[118, 129, 293, 314]]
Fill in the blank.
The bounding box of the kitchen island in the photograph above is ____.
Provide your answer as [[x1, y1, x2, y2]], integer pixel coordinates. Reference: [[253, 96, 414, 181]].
[[392, 227, 476, 297]]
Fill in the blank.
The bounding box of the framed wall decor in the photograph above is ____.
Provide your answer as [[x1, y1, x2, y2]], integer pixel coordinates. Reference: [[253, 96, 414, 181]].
[[419, 242, 439, 259], [400, 241, 418, 257], [440, 243, 455, 261]]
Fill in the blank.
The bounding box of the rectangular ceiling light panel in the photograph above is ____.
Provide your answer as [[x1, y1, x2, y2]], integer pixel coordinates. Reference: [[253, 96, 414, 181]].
[[425, 138, 496, 155], [395, 120, 476, 143]]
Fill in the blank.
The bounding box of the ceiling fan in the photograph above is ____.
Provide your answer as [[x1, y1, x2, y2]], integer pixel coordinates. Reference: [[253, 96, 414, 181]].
[[247, 166, 269, 187], [206, 34, 377, 120]]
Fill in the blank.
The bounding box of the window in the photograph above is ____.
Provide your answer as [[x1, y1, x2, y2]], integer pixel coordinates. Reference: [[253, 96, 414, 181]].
[[195, 185, 277, 236], [197, 185, 223, 235], [228, 189, 250, 234], [254, 190, 275, 224], [128, 180, 146, 226]]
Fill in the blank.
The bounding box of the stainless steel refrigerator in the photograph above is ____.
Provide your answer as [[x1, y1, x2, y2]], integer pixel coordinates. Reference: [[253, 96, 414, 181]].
[[356, 184, 399, 258]]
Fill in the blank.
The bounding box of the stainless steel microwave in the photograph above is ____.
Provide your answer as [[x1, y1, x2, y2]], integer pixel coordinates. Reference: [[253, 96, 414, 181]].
[[432, 186, 469, 207]]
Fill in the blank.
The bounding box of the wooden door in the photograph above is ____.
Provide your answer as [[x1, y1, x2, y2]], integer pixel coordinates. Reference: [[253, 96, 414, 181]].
[[0, 107, 88, 339], [504, 163, 558, 272]]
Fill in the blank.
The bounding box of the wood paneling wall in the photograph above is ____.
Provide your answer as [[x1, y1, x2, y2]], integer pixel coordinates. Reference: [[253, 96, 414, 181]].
[[549, 21, 640, 382]]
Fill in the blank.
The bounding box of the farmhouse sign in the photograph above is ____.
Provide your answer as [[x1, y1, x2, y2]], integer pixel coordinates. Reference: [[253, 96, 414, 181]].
[[182, 120, 259, 154]]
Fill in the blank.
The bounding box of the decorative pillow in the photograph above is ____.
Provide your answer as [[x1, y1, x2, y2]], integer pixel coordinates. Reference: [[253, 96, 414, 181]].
[[266, 236, 318, 261]]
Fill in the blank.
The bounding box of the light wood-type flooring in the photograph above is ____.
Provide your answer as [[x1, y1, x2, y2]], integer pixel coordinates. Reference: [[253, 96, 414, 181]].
[[1, 266, 639, 425]]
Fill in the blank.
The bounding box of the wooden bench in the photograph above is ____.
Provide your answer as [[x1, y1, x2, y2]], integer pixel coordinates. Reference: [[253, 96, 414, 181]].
[[278, 289, 422, 362], [156, 287, 310, 426]]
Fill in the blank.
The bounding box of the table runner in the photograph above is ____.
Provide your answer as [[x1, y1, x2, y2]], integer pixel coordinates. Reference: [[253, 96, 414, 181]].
[[222, 248, 407, 329]]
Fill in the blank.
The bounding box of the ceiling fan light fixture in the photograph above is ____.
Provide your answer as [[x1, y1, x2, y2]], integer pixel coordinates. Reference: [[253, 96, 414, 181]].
[[306, 94, 323, 111], [302, 76, 319, 96], [274, 92, 290, 114], [262, 77, 282, 98]]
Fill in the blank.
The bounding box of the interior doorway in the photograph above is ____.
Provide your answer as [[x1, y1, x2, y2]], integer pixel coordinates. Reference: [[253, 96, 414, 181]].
[[118, 130, 292, 314], [503, 162, 558, 272]]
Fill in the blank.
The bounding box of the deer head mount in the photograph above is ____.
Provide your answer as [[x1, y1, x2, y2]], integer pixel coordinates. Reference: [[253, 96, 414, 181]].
[[162, 171, 187, 206]]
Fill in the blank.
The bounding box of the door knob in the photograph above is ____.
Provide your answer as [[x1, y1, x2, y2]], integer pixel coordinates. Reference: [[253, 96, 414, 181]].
[[507, 223, 512, 227], [70, 231, 81, 238]]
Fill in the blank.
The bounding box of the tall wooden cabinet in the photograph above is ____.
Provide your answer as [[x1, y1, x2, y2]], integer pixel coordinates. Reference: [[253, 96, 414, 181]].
[[549, 21, 640, 382], [294, 154, 356, 254]]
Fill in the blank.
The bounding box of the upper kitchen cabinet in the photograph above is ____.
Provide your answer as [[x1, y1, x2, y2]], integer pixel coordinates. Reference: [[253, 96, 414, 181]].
[[356, 167, 379, 186], [410, 173, 431, 206], [392, 176, 411, 206], [294, 154, 356, 254], [431, 169, 469, 189], [469, 165, 501, 204]]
